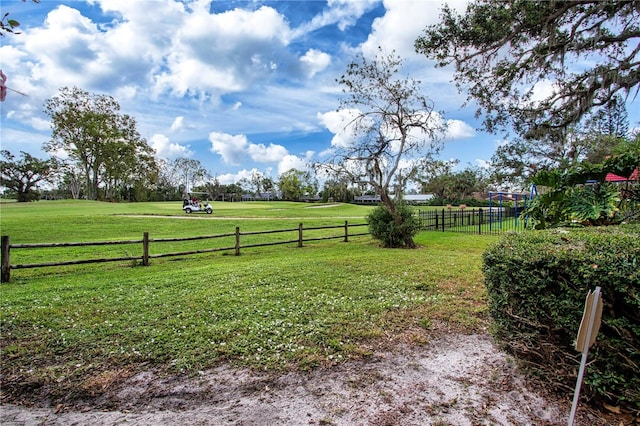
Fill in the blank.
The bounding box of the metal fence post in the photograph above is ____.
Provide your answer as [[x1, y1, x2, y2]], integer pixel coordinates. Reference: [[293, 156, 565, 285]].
[[1, 235, 10, 283], [344, 220, 349, 242], [478, 208, 483, 234]]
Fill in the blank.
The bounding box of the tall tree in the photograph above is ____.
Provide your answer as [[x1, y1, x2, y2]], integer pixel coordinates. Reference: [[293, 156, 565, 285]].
[[317, 50, 445, 247], [418, 161, 489, 200], [581, 94, 631, 164], [101, 117, 158, 200], [278, 168, 317, 201], [414, 159, 458, 199], [320, 177, 356, 203], [54, 160, 84, 199], [415, 1, 640, 138], [43, 87, 157, 200], [261, 176, 275, 198], [0, 150, 55, 202], [168, 157, 209, 196], [586, 94, 630, 140], [490, 94, 633, 189]]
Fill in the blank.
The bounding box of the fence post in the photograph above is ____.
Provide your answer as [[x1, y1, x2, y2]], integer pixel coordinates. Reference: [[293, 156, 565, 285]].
[[142, 232, 150, 266], [478, 208, 483, 234], [235, 226, 241, 256], [298, 223, 303, 248], [441, 209, 445, 232], [344, 220, 349, 242], [1, 235, 10, 283]]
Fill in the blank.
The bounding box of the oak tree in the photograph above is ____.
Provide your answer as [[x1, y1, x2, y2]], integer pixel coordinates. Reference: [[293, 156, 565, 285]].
[[0, 150, 55, 202], [44, 87, 157, 200], [415, 0, 640, 138]]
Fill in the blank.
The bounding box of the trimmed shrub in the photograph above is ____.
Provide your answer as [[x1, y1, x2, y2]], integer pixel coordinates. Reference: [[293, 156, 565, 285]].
[[483, 225, 640, 412], [367, 202, 419, 248]]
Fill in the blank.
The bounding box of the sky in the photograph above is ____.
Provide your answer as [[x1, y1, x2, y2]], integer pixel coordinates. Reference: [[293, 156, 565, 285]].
[[1, 0, 637, 187]]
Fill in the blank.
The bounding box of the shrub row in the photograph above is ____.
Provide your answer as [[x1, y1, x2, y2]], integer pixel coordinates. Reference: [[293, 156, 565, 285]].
[[482, 225, 640, 413]]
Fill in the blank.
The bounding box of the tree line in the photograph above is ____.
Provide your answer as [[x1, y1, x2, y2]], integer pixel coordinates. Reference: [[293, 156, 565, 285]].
[[2, 0, 639, 248], [1, 84, 636, 209]]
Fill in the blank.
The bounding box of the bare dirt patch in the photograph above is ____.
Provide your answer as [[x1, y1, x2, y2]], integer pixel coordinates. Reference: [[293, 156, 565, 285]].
[[0, 333, 616, 425]]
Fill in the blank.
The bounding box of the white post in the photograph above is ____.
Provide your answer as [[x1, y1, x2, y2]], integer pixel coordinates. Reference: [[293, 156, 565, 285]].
[[568, 286, 602, 425]]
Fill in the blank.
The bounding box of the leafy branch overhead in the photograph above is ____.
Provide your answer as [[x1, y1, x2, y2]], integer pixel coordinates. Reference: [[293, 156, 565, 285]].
[[0, 0, 40, 36], [415, 0, 640, 138]]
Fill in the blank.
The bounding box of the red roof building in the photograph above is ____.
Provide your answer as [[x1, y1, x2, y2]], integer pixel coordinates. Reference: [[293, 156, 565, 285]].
[[605, 168, 639, 182]]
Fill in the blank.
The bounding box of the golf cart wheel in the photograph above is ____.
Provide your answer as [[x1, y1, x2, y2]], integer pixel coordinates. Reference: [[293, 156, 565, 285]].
[[206, 208, 213, 214], [184, 208, 192, 213]]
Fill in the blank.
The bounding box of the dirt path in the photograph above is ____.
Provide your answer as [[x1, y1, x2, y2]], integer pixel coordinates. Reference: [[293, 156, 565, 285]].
[[1, 334, 610, 425]]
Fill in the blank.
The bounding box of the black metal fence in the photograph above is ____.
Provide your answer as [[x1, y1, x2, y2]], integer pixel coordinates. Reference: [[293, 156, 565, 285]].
[[415, 207, 528, 235]]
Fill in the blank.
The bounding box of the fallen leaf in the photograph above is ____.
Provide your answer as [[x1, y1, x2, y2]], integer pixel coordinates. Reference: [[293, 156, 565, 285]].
[[603, 402, 621, 414]]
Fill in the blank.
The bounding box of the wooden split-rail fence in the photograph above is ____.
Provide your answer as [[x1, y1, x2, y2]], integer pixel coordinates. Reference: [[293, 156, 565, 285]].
[[1, 221, 368, 283]]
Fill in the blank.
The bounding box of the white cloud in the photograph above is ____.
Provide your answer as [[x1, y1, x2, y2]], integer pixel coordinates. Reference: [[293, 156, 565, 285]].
[[31, 117, 51, 132], [214, 172, 240, 186], [248, 143, 289, 163], [317, 108, 363, 148], [209, 131, 289, 165], [150, 133, 192, 158], [209, 132, 249, 166], [445, 119, 476, 139], [530, 79, 558, 104], [319, 108, 449, 152], [170, 116, 184, 132], [300, 49, 331, 78], [361, 0, 469, 59], [215, 168, 258, 186], [22, 6, 100, 89], [0, 127, 50, 155], [293, 0, 379, 36], [154, 5, 292, 97], [9, 0, 302, 105], [476, 159, 490, 169], [277, 154, 310, 175]]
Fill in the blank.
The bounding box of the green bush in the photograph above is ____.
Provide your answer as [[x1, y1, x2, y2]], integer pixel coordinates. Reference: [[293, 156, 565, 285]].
[[367, 202, 419, 248], [483, 225, 640, 412]]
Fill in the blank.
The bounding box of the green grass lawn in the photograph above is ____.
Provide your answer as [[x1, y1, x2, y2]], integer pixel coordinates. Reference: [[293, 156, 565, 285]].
[[0, 200, 496, 401]]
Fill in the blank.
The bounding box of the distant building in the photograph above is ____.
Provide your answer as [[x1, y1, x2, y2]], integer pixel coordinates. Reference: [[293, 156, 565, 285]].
[[299, 194, 322, 202], [353, 195, 381, 204], [402, 194, 433, 204], [353, 194, 433, 205]]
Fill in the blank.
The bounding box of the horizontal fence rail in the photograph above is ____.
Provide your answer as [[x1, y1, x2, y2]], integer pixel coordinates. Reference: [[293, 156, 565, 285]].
[[0, 222, 368, 282], [416, 207, 527, 235]]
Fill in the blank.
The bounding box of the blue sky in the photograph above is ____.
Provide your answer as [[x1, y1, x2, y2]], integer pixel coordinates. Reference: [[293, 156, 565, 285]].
[[2, 0, 636, 186]]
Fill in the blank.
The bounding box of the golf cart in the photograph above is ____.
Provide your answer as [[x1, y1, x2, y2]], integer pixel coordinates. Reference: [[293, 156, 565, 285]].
[[182, 192, 213, 214]]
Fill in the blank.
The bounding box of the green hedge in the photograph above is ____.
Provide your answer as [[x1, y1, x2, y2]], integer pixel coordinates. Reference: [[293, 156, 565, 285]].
[[483, 225, 640, 412], [367, 202, 419, 248]]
